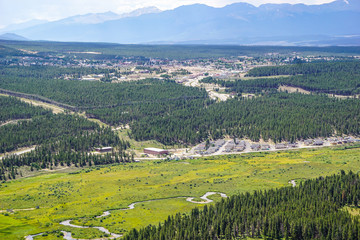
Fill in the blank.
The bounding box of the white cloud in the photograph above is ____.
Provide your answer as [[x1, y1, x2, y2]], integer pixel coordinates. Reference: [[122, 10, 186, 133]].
[[0, 0, 336, 28]]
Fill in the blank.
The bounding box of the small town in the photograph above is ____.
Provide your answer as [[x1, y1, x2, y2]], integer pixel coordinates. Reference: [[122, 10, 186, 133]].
[[138, 136, 360, 160]]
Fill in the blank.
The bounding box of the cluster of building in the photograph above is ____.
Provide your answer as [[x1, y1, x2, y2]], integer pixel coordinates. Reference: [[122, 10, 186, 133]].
[[304, 139, 324, 146], [194, 139, 226, 155], [274, 143, 298, 149], [191, 136, 360, 157], [224, 140, 246, 152], [328, 137, 358, 145], [250, 143, 271, 151], [96, 136, 360, 160], [143, 148, 169, 156], [95, 147, 113, 153]]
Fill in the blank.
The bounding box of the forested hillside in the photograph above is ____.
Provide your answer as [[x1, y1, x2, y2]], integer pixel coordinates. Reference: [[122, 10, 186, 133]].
[[0, 116, 131, 180], [0, 114, 123, 153], [202, 61, 360, 95], [129, 93, 360, 144], [124, 171, 360, 240], [0, 96, 50, 122], [0, 44, 25, 58], [246, 61, 360, 77], [0, 142, 131, 180], [1, 64, 360, 145], [3, 41, 360, 59], [0, 96, 131, 180], [0, 66, 206, 108]]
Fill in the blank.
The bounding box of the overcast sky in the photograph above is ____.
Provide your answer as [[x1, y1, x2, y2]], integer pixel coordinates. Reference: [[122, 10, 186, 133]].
[[0, 0, 336, 28]]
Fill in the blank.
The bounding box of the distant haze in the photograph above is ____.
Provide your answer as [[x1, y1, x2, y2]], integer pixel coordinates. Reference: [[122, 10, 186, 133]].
[[0, 0, 335, 28], [4, 0, 359, 46]]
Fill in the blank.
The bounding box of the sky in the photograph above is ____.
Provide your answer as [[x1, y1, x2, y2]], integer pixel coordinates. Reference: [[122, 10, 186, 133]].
[[0, 0, 336, 29]]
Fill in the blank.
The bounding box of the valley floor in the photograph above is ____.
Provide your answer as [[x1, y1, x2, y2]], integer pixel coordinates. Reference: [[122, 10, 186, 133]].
[[0, 145, 359, 239]]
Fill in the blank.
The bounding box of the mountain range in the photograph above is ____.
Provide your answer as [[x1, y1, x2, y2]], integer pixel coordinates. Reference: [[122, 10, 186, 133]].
[[0, 6, 161, 35], [2, 0, 360, 46], [52, 7, 161, 25]]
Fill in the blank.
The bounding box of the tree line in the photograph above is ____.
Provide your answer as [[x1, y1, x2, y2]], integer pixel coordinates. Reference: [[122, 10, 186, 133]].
[[0, 66, 206, 108], [124, 171, 360, 240], [3, 41, 360, 59], [201, 61, 360, 95], [0, 121, 131, 180], [0, 144, 132, 181], [246, 61, 360, 77], [0, 113, 120, 153], [0, 95, 131, 180], [129, 93, 360, 145]]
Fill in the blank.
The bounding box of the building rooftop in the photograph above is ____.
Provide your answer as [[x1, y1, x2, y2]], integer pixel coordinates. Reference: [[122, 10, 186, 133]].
[[144, 147, 167, 152], [96, 147, 113, 150]]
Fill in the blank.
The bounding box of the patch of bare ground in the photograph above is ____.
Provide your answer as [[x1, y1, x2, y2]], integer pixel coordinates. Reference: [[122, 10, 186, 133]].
[[278, 85, 360, 99], [0, 118, 31, 127], [0, 93, 66, 114], [278, 85, 311, 94], [0, 208, 36, 213], [0, 146, 37, 160], [240, 74, 291, 80], [15, 165, 84, 179]]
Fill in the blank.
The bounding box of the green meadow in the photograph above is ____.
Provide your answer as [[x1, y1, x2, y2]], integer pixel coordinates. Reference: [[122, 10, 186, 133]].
[[1, 145, 360, 239]]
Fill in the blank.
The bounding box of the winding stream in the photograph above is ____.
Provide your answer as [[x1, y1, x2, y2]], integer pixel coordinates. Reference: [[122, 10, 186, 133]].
[[25, 192, 227, 240], [186, 192, 228, 203], [24, 233, 43, 240]]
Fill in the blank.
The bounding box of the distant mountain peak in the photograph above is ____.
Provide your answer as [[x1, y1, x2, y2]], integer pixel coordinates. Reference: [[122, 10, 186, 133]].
[[59, 12, 120, 24], [52, 6, 161, 25], [327, 0, 360, 11], [104, 11, 117, 15], [0, 33, 28, 41], [119, 6, 161, 18]]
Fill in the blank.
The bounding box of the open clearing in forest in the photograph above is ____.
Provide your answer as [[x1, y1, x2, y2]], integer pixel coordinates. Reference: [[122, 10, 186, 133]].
[[344, 206, 360, 218], [0, 92, 170, 154], [0, 93, 66, 114], [0, 146, 37, 160], [239, 74, 291, 80], [1, 145, 360, 239], [278, 85, 360, 99]]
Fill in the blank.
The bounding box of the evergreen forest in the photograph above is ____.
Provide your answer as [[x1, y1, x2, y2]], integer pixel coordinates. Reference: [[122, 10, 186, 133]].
[[124, 171, 360, 240], [0, 96, 131, 180], [0, 63, 360, 145], [202, 61, 360, 95], [0, 96, 50, 122]]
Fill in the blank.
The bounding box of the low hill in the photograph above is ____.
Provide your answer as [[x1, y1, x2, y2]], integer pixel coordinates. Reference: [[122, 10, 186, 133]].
[[0, 33, 28, 41]]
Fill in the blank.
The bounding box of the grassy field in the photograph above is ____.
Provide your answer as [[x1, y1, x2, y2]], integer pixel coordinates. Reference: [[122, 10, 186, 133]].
[[116, 128, 183, 156], [0, 145, 360, 239], [345, 206, 360, 218]]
